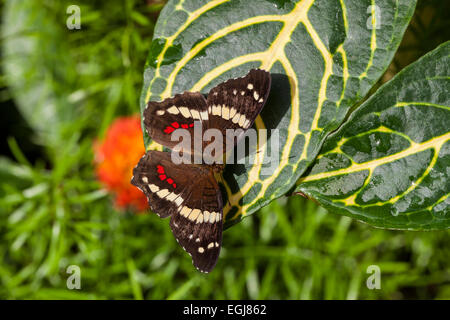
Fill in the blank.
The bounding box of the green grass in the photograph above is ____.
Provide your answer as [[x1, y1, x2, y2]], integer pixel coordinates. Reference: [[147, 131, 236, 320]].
[[2, 162, 449, 299], [0, 0, 449, 299]]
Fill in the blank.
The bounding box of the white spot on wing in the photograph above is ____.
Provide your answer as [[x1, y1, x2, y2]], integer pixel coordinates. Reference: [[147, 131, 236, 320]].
[[156, 189, 169, 198], [238, 114, 246, 127], [174, 197, 183, 206], [200, 110, 209, 121], [166, 192, 178, 201], [178, 107, 191, 118], [203, 211, 210, 222], [149, 184, 159, 193], [188, 209, 201, 221], [212, 104, 221, 116], [222, 105, 230, 120], [167, 106, 179, 115], [229, 107, 237, 118], [191, 110, 201, 120], [180, 206, 192, 217]]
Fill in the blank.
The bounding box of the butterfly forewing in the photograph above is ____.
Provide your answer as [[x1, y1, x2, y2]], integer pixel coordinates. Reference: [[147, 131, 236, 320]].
[[131, 150, 223, 272], [143, 69, 271, 161], [206, 69, 271, 154], [143, 91, 208, 156]]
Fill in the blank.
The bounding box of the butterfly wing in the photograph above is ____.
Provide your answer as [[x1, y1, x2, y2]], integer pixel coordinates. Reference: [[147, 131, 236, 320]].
[[143, 91, 208, 156], [143, 69, 271, 161], [134, 69, 271, 271], [206, 69, 271, 154], [131, 150, 222, 272], [169, 171, 223, 273]]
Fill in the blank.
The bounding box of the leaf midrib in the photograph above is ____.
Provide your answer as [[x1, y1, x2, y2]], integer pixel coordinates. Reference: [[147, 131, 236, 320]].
[[298, 131, 449, 183]]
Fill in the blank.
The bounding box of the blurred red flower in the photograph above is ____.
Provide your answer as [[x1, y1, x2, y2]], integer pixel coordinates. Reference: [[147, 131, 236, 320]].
[[94, 115, 148, 212]]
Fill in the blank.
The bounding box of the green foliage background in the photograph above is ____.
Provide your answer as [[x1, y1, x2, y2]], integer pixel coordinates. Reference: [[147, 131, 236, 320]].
[[0, 0, 449, 299]]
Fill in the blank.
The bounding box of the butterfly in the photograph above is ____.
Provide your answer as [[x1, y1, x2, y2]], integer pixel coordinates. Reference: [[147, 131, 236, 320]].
[[131, 69, 271, 272]]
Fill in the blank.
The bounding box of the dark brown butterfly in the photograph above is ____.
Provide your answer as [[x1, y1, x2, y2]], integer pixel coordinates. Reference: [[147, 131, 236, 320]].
[[131, 69, 271, 272]]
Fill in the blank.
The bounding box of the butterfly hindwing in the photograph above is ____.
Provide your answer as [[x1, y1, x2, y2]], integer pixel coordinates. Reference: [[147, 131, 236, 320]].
[[169, 166, 223, 273], [131, 150, 223, 272]]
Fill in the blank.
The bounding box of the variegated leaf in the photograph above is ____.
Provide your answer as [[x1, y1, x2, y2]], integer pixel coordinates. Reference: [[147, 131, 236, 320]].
[[140, 0, 417, 227], [297, 41, 450, 230]]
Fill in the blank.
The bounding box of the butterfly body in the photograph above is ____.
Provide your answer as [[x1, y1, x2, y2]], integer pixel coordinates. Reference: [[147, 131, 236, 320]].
[[132, 69, 271, 272]]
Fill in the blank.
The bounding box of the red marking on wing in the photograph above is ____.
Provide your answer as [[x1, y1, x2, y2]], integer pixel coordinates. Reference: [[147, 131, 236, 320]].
[[164, 122, 194, 134], [164, 126, 175, 134], [155, 165, 176, 188]]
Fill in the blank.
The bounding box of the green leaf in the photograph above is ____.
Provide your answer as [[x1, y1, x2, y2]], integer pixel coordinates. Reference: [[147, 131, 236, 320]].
[[140, 0, 416, 227], [297, 41, 450, 230], [2, 0, 78, 146]]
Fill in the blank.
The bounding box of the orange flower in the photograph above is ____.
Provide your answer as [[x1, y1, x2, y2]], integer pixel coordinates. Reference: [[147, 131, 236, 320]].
[[94, 115, 148, 212]]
